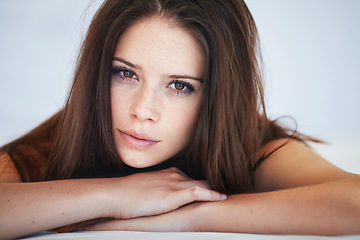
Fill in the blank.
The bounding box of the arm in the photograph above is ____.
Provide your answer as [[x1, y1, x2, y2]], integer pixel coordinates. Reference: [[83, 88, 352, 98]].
[[77, 140, 360, 235], [0, 153, 225, 239], [0, 179, 107, 238], [196, 176, 360, 235], [80, 176, 360, 235], [218, 139, 360, 235], [209, 139, 360, 235]]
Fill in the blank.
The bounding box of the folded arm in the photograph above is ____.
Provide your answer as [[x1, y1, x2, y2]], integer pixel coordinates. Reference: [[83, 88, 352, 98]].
[[77, 140, 360, 235], [212, 139, 360, 235], [0, 152, 224, 239], [196, 176, 360, 235], [0, 179, 107, 238]]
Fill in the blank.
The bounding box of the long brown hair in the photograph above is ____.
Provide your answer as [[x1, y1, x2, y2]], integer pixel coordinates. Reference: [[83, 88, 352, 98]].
[[1, 0, 305, 194]]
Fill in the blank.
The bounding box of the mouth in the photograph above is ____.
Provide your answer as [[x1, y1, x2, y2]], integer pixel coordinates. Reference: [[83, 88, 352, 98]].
[[118, 130, 160, 149]]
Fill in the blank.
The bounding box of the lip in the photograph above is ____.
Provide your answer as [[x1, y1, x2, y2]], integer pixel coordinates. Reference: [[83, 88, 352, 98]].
[[118, 130, 160, 149]]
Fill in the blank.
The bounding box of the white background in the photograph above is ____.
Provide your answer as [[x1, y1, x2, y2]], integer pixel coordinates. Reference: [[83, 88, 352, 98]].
[[0, 0, 359, 173]]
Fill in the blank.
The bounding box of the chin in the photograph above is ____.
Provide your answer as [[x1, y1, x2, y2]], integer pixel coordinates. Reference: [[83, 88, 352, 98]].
[[122, 158, 161, 169]]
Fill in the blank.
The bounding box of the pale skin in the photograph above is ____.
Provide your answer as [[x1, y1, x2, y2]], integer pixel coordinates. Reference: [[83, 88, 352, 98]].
[[1, 16, 360, 239]]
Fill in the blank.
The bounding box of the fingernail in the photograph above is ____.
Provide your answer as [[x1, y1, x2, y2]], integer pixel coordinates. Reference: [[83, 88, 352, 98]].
[[220, 194, 227, 200]]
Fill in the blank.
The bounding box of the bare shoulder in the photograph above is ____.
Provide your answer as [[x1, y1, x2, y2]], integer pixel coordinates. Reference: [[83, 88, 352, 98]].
[[255, 139, 353, 192], [0, 151, 21, 183]]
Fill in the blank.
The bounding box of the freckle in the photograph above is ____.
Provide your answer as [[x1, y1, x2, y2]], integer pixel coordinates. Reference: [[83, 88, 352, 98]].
[[7, 199, 10, 202], [62, 212, 65, 215], [32, 220, 35, 224], [251, 211, 253, 214]]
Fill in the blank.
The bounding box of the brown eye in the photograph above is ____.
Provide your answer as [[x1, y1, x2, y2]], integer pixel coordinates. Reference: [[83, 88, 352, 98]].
[[168, 80, 194, 95], [174, 82, 185, 90], [123, 70, 134, 78]]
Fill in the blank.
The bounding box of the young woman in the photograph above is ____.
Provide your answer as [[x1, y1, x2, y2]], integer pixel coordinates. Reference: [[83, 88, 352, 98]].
[[1, 0, 359, 238]]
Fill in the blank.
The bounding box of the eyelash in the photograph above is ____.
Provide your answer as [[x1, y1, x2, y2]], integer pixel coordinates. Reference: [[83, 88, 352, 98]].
[[111, 66, 195, 95], [112, 67, 138, 81], [168, 80, 195, 95]]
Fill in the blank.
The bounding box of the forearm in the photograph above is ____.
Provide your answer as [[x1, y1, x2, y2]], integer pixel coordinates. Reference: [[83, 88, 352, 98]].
[[195, 176, 360, 235], [0, 179, 107, 239], [0, 168, 224, 238]]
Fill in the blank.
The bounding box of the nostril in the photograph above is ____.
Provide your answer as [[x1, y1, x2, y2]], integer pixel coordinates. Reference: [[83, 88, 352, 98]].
[[129, 88, 160, 122], [130, 106, 158, 122]]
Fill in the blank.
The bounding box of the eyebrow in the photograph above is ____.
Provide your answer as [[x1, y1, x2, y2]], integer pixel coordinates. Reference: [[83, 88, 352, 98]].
[[168, 74, 203, 83], [113, 57, 203, 82], [113, 57, 141, 70]]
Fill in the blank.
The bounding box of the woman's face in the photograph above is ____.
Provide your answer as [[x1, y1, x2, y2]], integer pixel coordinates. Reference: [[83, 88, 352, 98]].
[[111, 16, 205, 168]]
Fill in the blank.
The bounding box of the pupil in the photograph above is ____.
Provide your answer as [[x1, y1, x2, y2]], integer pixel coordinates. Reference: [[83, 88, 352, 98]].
[[175, 83, 184, 90], [124, 71, 133, 78]]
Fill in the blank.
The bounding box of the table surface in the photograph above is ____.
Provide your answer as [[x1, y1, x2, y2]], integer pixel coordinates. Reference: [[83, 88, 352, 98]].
[[21, 231, 360, 240]]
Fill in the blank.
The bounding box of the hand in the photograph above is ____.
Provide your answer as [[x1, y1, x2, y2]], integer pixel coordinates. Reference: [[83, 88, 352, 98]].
[[101, 167, 226, 219], [60, 202, 203, 233]]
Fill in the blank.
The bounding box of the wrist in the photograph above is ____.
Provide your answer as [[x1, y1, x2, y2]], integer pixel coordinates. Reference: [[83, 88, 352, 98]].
[[191, 201, 218, 232], [93, 177, 133, 219], [82, 178, 117, 219]]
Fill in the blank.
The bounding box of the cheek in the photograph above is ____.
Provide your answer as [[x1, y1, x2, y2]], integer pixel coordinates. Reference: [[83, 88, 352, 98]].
[[164, 99, 200, 144], [111, 86, 127, 125]]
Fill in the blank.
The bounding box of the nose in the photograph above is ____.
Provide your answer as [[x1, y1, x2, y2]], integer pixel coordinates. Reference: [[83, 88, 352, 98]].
[[130, 85, 160, 122]]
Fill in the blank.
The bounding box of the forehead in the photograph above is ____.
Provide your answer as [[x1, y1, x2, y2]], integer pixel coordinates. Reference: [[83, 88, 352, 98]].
[[114, 16, 205, 76]]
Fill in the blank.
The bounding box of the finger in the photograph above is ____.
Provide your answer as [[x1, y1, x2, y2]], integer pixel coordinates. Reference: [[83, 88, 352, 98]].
[[58, 218, 112, 233], [82, 216, 174, 232], [162, 167, 189, 178], [178, 186, 227, 204], [82, 219, 133, 232], [58, 222, 85, 233], [177, 180, 211, 190]]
